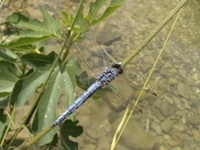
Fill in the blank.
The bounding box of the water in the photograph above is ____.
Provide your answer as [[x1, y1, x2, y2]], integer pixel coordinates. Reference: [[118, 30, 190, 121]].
[[74, 1, 200, 149], [1, 0, 200, 149]]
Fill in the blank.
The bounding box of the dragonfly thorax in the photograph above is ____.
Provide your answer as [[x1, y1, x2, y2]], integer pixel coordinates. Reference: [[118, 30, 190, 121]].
[[97, 63, 123, 85], [111, 63, 123, 75]]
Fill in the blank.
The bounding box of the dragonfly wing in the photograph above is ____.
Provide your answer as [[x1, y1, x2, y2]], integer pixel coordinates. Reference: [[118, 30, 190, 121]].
[[69, 23, 107, 78], [100, 77, 157, 112]]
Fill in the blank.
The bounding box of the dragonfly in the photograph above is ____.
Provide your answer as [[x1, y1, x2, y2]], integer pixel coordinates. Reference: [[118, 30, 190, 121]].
[[51, 25, 125, 128], [51, 24, 147, 128], [52, 62, 123, 128]]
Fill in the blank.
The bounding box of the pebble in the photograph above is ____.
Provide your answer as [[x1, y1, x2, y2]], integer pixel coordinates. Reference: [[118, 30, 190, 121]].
[[84, 144, 96, 150], [87, 128, 98, 140], [151, 122, 162, 135], [160, 67, 168, 76], [164, 134, 171, 140], [173, 97, 191, 110], [98, 134, 111, 150], [95, 23, 121, 45], [114, 118, 156, 150], [13, 1, 23, 9], [192, 129, 200, 143], [154, 99, 174, 117], [164, 95, 174, 104], [173, 147, 182, 150], [173, 123, 186, 132], [181, 117, 186, 124], [155, 108, 166, 121], [26, 9, 44, 21], [191, 129, 200, 142], [197, 105, 200, 115], [179, 69, 187, 78], [168, 77, 177, 85], [177, 82, 190, 99], [157, 145, 169, 150], [187, 114, 200, 126], [141, 62, 152, 72], [170, 68, 178, 74], [168, 129, 186, 147], [140, 56, 154, 72], [192, 73, 198, 80], [160, 118, 174, 133]]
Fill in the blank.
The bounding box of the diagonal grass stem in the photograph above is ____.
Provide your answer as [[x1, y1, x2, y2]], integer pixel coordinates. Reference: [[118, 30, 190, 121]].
[[111, 1, 185, 149]]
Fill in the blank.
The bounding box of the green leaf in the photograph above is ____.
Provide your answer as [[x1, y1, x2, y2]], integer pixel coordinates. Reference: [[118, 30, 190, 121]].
[[39, 7, 61, 37], [6, 8, 60, 36], [6, 36, 52, 49], [47, 133, 59, 149], [0, 61, 20, 97], [32, 61, 77, 145], [0, 97, 9, 108], [66, 58, 81, 80], [10, 52, 58, 106], [21, 51, 58, 71], [86, 0, 106, 23], [60, 120, 83, 150], [87, 0, 126, 25], [0, 92, 10, 98], [61, 11, 74, 29], [61, 0, 89, 34], [10, 71, 49, 106], [5, 44, 38, 52], [0, 49, 17, 62], [4, 8, 61, 48], [70, 0, 84, 31]]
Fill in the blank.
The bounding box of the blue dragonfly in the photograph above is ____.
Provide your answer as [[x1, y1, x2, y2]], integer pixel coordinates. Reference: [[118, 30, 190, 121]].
[[52, 62, 123, 128], [51, 24, 150, 128]]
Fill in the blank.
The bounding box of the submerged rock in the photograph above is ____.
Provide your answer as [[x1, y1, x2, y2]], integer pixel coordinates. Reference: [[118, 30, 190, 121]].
[[113, 118, 156, 150], [154, 99, 174, 117], [160, 118, 174, 133], [177, 82, 190, 99]]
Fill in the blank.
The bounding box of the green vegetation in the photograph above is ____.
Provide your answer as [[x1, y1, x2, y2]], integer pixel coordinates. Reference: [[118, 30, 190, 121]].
[[0, 0, 126, 149], [0, 0, 188, 149]]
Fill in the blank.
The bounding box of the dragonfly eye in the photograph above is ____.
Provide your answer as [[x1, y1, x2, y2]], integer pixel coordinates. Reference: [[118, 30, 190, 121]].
[[111, 63, 123, 75], [118, 68, 123, 75]]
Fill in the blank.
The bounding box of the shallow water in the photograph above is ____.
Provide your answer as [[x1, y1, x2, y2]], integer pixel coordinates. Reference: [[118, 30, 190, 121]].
[[1, 0, 200, 149], [77, 1, 200, 149]]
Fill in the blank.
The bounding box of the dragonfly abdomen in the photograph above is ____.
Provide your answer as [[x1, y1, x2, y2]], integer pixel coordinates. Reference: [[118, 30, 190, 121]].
[[51, 63, 123, 128], [51, 81, 102, 128]]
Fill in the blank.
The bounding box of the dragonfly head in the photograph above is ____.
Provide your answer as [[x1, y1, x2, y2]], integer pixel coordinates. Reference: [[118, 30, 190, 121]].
[[111, 62, 123, 75]]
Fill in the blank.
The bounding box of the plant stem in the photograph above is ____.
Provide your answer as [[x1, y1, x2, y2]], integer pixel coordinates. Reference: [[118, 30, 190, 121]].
[[5, 39, 68, 149], [21, 125, 53, 150], [121, 0, 188, 68], [0, 106, 15, 147], [111, 0, 188, 149]]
